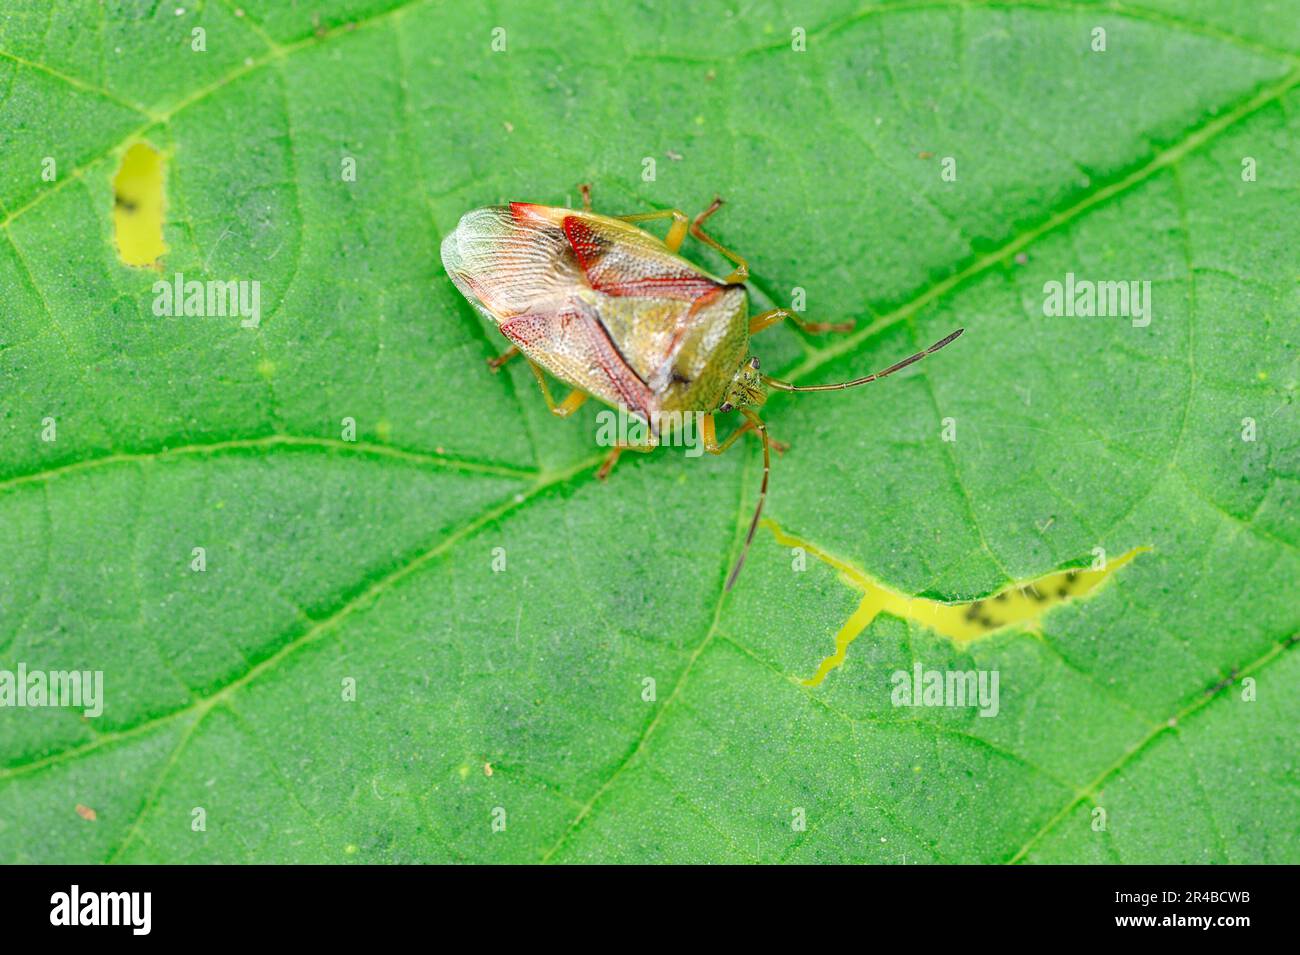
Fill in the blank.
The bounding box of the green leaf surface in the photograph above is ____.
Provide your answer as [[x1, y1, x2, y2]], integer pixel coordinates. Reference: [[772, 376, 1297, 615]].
[[1, 0, 1296, 863]]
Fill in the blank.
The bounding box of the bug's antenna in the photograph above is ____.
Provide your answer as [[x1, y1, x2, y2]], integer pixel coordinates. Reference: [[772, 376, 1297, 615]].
[[725, 410, 771, 592], [763, 327, 964, 393]]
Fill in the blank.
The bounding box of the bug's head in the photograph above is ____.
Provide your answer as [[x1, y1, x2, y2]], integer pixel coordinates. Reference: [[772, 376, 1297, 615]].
[[718, 356, 767, 413]]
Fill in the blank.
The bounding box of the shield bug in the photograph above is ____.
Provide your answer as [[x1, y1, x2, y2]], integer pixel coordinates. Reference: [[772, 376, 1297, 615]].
[[441, 186, 963, 589]]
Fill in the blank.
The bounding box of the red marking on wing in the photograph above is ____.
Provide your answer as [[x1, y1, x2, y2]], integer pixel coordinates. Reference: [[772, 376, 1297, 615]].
[[500, 304, 656, 420], [509, 201, 549, 224], [561, 215, 603, 271], [688, 285, 723, 312], [498, 314, 543, 348], [562, 215, 720, 301]]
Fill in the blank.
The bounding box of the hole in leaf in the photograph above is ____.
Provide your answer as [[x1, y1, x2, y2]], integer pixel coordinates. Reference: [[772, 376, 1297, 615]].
[[764, 520, 1151, 687], [112, 142, 167, 268]]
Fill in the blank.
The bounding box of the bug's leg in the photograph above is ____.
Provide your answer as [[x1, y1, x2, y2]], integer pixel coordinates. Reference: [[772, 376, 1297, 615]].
[[615, 208, 690, 252], [690, 197, 748, 284], [749, 307, 854, 336], [703, 414, 789, 455], [547, 390, 589, 418], [578, 183, 593, 211], [526, 361, 589, 418], [725, 409, 773, 591], [596, 449, 619, 481], [487, 345, 520, 371], [596, 439, 656, 481], [703, 413, 754, 454]]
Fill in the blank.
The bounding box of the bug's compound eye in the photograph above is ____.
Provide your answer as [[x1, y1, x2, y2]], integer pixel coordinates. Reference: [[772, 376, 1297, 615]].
[[719, 402, 734, 413], [750, 357, 760, 370]]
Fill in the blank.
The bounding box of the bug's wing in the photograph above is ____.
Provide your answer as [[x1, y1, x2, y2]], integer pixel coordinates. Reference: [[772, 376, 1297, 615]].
[[556, 211, 724, 300], [441, 203, 742, 415], [499, 299, 657, 421], [442, 204, 658, 417], [551, 210, 741, 394], [440, 205, 583, 321]]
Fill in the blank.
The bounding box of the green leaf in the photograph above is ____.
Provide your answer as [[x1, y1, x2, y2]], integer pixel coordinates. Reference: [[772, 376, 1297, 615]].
[[1, 0, 1296, 864]]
